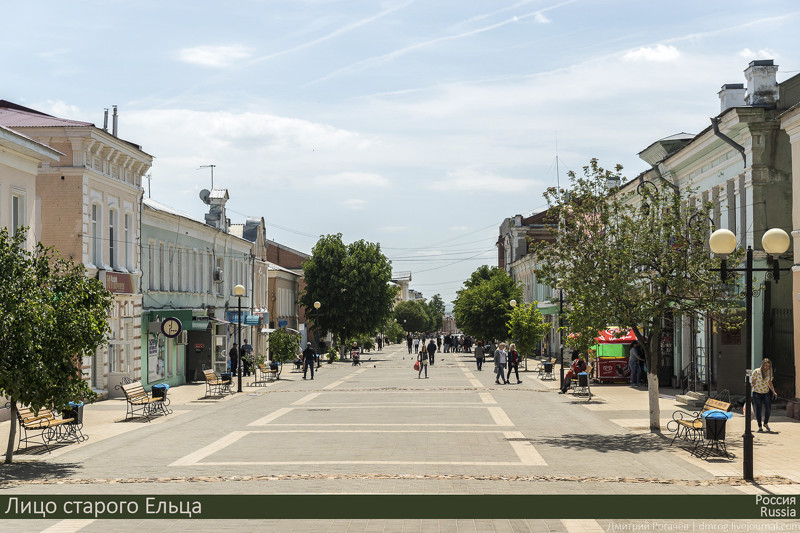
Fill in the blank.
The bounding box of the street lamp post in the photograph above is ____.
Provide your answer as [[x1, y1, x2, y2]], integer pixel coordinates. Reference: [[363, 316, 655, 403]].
[[709, 228, 790, 481], [313, 301, 321, 367], [234, 284, 246, 393], [558, 286, 565, 389]]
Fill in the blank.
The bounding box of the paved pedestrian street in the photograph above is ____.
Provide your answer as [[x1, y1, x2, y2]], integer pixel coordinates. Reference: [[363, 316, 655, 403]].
[[2, 343, 799, 532]]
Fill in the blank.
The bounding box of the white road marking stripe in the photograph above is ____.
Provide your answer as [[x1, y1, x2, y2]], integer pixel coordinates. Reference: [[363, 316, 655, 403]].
[[468, 378, 484, 388], [40, 520, 96, 533], [479, 393, 496, 404], [200, 460, 528, 466], [247, 407, 293, 426], [562, 519, 605, 532], [247, 429, 508, 433], [169, 431, 249, 466], [504, 431, 547, 466], [292, 393, 320, 405], [265, 423, 507, 427], [488, 406, 514, 426], [323, 380, 345, 390]]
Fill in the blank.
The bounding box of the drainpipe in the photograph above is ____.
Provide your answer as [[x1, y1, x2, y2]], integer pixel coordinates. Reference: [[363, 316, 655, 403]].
[[710, 117, 747, 167]]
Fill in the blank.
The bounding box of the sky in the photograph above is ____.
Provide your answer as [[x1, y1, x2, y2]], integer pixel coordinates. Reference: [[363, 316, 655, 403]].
[[2, 0, 799, 308]]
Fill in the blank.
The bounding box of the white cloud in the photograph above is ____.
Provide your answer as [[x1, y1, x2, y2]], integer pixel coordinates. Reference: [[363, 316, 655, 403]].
[[310, 172, 389, 188], [342, 199, 366, 209], [623, 44, 680, 62], [176, 45, 253, 68], [428, 169, 537, 193], [739, 48, 778, 60], [533, 12, 551, 24], [32, 100, 83, 120]]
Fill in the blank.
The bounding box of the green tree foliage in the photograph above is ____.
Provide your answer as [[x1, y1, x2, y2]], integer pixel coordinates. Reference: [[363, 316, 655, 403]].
[[453, 266, 522, 342], [393, 300, 430, 333], [533, 159, 740, 432], [384, 320, 405, 344], [507, 302, 550, 358], [1, 228, 112, 463], [300, 234, 396, 352], [268, 329, 301, 364], [426, 294, 445, 331]]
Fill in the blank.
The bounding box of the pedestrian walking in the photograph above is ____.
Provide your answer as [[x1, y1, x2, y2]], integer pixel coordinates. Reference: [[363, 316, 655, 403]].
[[377, 336, 383, 351], [413, 336, 420, 354], [629, 340, 645, 386], [474, 341, 485, 371], [751, 358, 778, 432], [427, 339, 437, 365], [302, 342, 316, 380], [407, 333, 413, 354], [229, 342, 239, 376], [436, 335, 442, 352], [507, 343, 521, 384], [240, 339, 253, 377], [417, 348, 429, 378], [494, 342, 508, 385]]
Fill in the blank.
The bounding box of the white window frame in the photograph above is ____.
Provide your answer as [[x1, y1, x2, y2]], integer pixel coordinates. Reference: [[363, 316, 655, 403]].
[[91, 203, 102, 267], [108, 208, 118, 269], [10, 188, 26, 237], [124, 213, 132, 271]]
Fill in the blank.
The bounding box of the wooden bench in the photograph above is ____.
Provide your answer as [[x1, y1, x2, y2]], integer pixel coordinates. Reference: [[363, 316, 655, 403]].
[[253, 362, 281, 385], [202, 369, 233, 397], [15, 406, 76, 451], [121, 381, 165, 421], [667, 398, 731, 445]]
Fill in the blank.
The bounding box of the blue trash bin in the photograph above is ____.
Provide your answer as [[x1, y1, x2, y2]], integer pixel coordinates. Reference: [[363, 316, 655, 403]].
[[151, 383, 169, 400], [63, 401, 84, 424], [702, 409, 732, 440]]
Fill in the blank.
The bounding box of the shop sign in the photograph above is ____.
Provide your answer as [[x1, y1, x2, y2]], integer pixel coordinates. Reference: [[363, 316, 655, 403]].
[[100, 271, 135, 294]]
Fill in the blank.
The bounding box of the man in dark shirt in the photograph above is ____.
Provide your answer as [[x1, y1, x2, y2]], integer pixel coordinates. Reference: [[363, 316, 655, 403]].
[[427, 339, 437, 365], [302, 342, 316, 380]]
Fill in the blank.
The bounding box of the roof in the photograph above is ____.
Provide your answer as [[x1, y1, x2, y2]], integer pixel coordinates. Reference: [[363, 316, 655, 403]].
[[0, 124, 63, 161], [267, 261, 300, 276], [143, 197, 199, 221], [265, 239, 310, 258], [0, 102, 94, 128]]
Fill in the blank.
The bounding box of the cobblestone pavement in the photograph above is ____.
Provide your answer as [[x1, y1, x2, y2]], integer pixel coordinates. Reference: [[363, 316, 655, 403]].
[[2, 343, 799, 532]]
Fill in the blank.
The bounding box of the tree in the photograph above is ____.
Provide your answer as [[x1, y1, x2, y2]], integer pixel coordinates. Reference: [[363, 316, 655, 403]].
[[1, 228, 112, 463], [426, 294, 446, 331], [393, 300, 430, 333], [507, 302, 550, 359], [300, 234, 397, 355], [268, 329, 300, 363], [453, 266, 522, 341], [533, 159, 740, 432], [384, 320, 405, 344]]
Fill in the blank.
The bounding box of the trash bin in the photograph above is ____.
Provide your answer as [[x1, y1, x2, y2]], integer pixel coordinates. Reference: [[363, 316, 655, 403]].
[[63, 401, 84, 425], [151, 383, 169, 400], [578, 372, 589, 387], [543, 361, 553, 373], [221, 372, 233, 383], [702, 409, 732, 441]]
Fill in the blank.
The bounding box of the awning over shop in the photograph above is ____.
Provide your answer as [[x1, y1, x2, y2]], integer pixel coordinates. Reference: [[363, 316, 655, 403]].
[[260, 328, 276, 334], [537, 304, 558, 315], [190, 320, 210, 330], [595, 327, 637, 344], [244, 315, 261, 326]]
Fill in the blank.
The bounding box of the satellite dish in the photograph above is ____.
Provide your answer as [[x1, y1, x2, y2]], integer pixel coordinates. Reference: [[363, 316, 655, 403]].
[[199, 189, 211, 205]]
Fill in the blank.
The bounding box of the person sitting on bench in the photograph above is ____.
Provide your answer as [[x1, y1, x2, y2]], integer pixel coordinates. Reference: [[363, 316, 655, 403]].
[[560, 351, 587, 394]]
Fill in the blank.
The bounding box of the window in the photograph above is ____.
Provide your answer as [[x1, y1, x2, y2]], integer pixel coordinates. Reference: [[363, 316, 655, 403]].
[[108, 209, 117, 269], [124, 213, 132, 270], [91, 204, 101, 266], [147, 241, 155, 290], [169, 245, 175, 291], [159, 243, 165, 291], [11, 190, 25, 237], [177, 247, 183, 292]]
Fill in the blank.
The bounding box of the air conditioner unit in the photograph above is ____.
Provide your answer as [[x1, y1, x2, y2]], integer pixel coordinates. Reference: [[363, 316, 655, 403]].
[[213, 268, 223, 282], [177, 330, 188, 345]]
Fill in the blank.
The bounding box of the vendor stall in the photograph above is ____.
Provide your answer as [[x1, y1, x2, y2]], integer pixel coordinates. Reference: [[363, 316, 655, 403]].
[[592, 328, 638, 383]]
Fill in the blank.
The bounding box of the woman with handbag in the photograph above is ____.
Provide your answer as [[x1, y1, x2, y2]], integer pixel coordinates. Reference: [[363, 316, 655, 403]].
[[417, 348, 429, 378], [751, 358, 778, 432], [507, 343, 521, 384], [494, 342, 508, 385]]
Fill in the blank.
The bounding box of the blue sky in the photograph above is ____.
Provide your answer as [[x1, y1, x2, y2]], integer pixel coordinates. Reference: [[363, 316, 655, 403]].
[[2, 1, 799, 307]]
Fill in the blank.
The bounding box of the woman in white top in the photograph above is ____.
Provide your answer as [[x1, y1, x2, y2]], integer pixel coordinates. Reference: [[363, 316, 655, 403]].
[[494, 342, 508, 385], [750, 358, 778, 432]]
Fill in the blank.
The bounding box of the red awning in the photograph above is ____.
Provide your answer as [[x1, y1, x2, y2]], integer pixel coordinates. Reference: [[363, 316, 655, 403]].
[[594, 328, 637, 344]]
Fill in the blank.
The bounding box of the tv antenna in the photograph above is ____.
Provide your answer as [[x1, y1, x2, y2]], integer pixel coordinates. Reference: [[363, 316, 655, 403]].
[[198, 164, 216, 189]]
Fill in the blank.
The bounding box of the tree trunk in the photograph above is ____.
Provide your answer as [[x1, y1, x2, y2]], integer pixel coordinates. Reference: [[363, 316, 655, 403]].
[[647, 327, 662, 433], [4, 399, 16, 464]]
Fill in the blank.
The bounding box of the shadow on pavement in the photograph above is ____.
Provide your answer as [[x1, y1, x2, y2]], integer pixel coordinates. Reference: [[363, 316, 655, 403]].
[[0, 461, 80, 483], [532, 432, 672, 453]]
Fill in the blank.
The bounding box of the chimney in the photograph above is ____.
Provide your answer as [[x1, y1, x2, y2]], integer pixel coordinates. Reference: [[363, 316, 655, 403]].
[[744, 60, 779, 107], [718, 84, 745, 112], [112, 105, 118, 136], [103, 108, 109, 131]]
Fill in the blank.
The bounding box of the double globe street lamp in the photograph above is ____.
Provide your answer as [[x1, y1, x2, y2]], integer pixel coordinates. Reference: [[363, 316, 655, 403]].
[[708, 227, 790, 481]]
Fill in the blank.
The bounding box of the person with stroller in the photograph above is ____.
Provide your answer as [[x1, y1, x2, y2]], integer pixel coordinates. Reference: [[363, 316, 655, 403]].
[[351, 342, 361, 366]]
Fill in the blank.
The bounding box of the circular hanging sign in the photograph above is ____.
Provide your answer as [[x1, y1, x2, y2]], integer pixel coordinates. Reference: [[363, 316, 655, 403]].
[[160, 317, 183, 338]]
